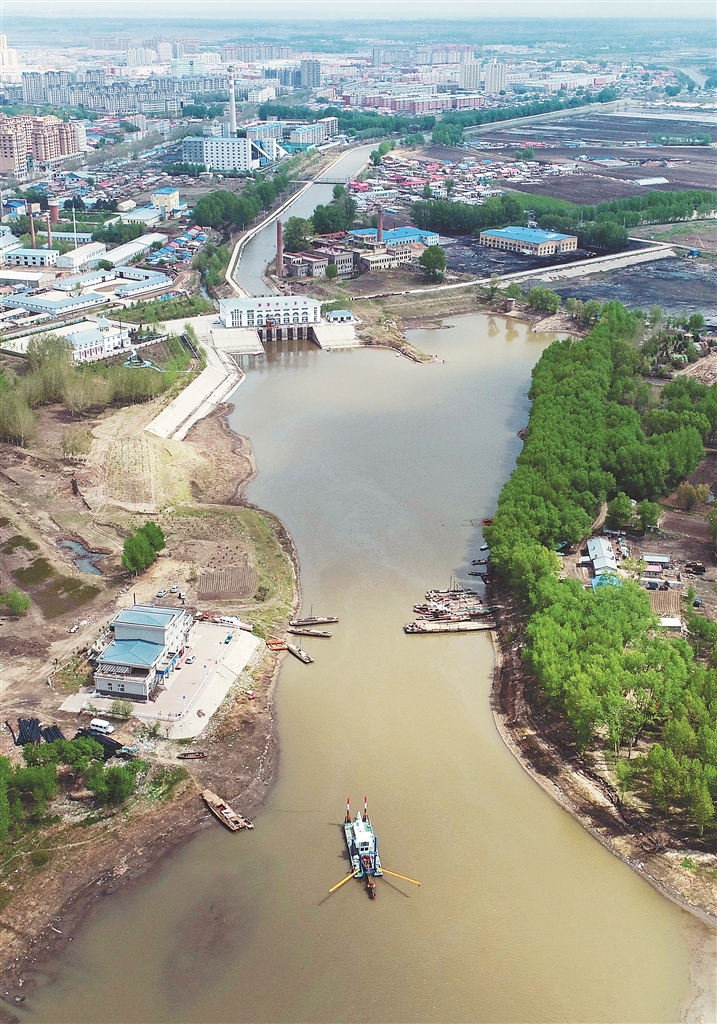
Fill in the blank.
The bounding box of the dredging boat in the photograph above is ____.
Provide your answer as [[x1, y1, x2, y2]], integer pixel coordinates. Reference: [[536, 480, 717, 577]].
[[289, 616, 339, 627], [201, 789, 253, 831], [328, 798, 421, 900]]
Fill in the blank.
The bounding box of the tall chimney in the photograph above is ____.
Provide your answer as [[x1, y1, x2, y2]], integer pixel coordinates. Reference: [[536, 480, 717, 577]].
[[46, 214, 52, 250], [48, 199, 60, 224], [276, 219, 283, 279], [229, 73, 237, 137], [29, 213, 36, 248], [377, 206, 383, 244]]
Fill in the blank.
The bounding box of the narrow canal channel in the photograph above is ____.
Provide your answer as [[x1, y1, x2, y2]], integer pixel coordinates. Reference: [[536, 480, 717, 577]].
[[28, 315, 710, 1023]]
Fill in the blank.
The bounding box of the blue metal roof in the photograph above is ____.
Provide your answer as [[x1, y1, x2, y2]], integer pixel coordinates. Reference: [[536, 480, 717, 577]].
[[480, 226, 575, 243], [350, 227, 437, 243], [115, 606, 178, 628], [98, 638, 163, 668]]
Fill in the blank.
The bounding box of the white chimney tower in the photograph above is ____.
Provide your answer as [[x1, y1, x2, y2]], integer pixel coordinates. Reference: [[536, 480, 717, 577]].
[[229, 72, 237, 137]]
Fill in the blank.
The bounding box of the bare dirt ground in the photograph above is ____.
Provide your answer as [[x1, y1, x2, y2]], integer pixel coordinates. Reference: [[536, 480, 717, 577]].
[[0, 381, 299, 1008], [631, 220, 717, 255]]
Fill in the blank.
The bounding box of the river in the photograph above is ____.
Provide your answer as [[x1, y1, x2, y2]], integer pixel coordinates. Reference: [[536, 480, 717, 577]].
[[27, 315, 710, 1023], [25, 147, 714, 1023]]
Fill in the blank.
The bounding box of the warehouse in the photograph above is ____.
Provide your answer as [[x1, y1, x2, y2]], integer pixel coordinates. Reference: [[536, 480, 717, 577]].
[[479, 226, 578, 256]]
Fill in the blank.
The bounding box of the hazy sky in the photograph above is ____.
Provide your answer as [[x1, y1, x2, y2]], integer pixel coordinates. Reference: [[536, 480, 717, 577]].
[[7, 0, 717, 20]]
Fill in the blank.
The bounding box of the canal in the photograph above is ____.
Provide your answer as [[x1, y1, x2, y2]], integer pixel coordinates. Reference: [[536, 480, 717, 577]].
[[27, 314, 710, 1023]]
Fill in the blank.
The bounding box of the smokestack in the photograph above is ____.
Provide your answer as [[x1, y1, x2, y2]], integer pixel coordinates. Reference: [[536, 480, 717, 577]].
[[48, 199, 60, 224], [46, 214, 52, 250], [377, 206, 383, 244], [29, 214, 36, 248], [276, 219, 283, 279], [229, 73, 237, 137]]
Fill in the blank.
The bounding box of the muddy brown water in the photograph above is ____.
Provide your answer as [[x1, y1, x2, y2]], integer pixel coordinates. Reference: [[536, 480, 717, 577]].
[[24, 316, 714, 1023]]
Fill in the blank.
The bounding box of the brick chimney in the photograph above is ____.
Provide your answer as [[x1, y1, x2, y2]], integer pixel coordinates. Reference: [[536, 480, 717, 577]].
[[46, 214, 52, 250], [48, 199, 60, 224], [377, 206, 383, 244], [29, 214, 36, 248], [276, 219, 283, 278]]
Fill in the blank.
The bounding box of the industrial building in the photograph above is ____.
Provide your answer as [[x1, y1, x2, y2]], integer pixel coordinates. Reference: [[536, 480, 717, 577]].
[[5, 247, 57, 267], [182, 135, 265, 172], [478, 226, 578, 256], [94, 604, 192, 702], [219, 295, 321, 329], [349, 226, 440, 248], [56, 241, 107, 271]]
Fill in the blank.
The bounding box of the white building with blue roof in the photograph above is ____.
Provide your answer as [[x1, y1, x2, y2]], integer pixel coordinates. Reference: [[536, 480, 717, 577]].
[[94, 604, 191, 701], [479, 226, 578, 256]]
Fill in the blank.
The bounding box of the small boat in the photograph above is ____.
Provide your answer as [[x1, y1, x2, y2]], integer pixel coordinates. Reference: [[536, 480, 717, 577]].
[[287, 643, 314, 664], [480, 543, 490, 551], [289, 616, 339, 627], [471, 558, 488, 565], [482, 517, 494, 526], [287, 627, 332, 638], [177, 751, 206, 760], [201, 789, 253, 831], [468, 571, 485, 577]]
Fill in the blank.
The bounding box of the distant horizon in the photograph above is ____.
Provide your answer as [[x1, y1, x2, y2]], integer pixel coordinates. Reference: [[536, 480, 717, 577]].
[[4, 0, 717, 21]]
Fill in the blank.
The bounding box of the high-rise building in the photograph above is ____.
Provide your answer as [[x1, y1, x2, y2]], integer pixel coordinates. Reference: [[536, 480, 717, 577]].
[[300, 59, 321, 89], [0, 114, 84, 176], [372, 48, 383, 67], [459, 61, 482, 91], [21, 72, 44, 104], [484, 60, 507, 93]]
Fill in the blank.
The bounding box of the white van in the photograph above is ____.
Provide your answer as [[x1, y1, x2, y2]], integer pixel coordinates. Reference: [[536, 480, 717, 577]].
[[89, 718, 115, 735]]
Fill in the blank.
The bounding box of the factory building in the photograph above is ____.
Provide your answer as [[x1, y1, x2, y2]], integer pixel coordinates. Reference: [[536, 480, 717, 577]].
[[56, 241, 107, 271], [5, 247, 58, 267], [478, 226, 578, 256]]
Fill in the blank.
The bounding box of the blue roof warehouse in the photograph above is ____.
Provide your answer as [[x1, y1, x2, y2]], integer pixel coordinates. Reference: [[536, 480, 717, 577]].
[[478, 226, 578, 256]]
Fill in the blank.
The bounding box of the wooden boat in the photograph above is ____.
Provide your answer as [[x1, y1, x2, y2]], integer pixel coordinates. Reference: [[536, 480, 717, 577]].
[[289, 616, 339, 627], [471, 558, 488, 565], [266, 638, 287, 651], [177, 751, 206, 760], [287, 642, 314, 664], [287, 627, 332, 638], [482, 517, 494, 526], [201, 789, 253, 831]]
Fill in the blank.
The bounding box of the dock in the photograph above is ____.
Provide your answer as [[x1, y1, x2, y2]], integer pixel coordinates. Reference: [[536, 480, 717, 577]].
[[404, 620, 496, 634]]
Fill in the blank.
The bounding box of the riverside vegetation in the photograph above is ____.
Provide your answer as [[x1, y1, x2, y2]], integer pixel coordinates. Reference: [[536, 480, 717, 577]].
[[485, 302, 717, 836]]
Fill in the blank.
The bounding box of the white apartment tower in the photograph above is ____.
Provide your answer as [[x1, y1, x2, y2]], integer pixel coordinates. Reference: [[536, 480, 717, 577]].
[[459, 61, 482, 91], [484, 60, 507, 93]]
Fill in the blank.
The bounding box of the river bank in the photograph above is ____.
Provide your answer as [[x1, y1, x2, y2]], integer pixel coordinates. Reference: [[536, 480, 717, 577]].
[[0, 396, 301, 1015], [486, 576, 717, 1019]]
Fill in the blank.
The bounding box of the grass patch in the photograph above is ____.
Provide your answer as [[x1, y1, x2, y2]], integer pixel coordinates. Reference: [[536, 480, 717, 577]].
[[54, 653, 93, 692], [145, 765, 189, 800], [12, 557, 53, 585], [29, 848, 52, 869], [2, 534, 39, 555], [0, 887, 12, 912]]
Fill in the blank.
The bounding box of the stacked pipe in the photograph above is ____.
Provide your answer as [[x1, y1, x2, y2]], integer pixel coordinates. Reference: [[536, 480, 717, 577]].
[[41, 725, 65, 742], [17, 718, 42, 744]]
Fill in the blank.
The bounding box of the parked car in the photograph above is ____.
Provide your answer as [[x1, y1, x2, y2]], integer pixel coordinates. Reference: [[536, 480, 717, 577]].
[[170, 585, 179, 593], [225, 634, 233, 644], [156, 589, 167, 598], [186, 655, 196, 665]]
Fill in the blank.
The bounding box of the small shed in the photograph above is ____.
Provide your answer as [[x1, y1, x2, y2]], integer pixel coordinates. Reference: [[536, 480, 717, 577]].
[[326, 309, 353, 323]]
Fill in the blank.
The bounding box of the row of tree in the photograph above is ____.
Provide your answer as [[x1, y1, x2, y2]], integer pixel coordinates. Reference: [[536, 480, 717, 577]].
[[257, 102, 436, 140], [193, 171, 291, 234], [485, 304, 717, 833]]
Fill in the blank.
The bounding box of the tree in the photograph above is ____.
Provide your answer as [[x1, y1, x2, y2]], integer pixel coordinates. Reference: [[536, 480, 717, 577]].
[[370, 150, 382, 166], [138, 521, 166, 553], [649, 306, 663, 330], [636, 499, 660, 533], [422, 182, 432, 199], [283, 217, 312, 253], [690, 783, 714, 836], [418, 245, 447, 282], [606, 491, 634, 529], [122, 532, 156, 574], [445, 177, 455, 196], [61, 424, 92, 459], [688, 313, 705, 335], [486, 274, 501, 301], [109, 699, 133, 720], [504, 282, 523, 300], [26, 333, 72, 373], [676, 481, 709, 510], [0, 589, 31, 615], [325, 263, 338, 280]]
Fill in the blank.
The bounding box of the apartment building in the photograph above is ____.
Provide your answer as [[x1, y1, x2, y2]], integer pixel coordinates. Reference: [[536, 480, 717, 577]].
[[0, 114, 84, 176]]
